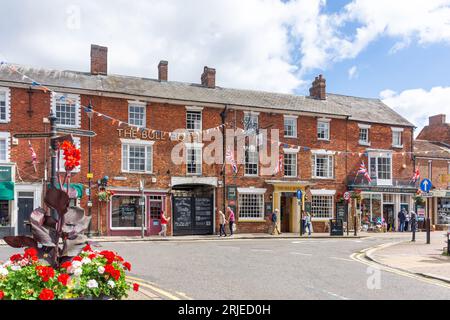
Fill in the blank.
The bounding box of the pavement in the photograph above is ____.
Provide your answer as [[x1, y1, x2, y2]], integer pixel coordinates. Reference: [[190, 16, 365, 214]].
[[364, 231, 450, 284]]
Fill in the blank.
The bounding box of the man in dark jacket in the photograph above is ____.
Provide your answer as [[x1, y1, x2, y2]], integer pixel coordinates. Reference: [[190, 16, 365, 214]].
[[398, 208, 406, 232]]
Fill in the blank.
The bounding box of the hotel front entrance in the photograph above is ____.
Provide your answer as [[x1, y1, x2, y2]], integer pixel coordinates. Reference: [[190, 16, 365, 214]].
[[268, 181, 311, 234]]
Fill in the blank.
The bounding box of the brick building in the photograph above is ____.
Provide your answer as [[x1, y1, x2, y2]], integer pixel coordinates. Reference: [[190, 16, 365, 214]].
[[0, 44, 416, 237], [414, 115, 450, 230]]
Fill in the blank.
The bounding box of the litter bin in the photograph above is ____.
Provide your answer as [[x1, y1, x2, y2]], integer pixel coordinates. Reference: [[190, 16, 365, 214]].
[[330, 219, 344, 236]]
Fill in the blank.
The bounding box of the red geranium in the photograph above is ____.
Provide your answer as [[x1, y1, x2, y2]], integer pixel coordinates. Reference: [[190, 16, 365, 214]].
[[88, 253, 97, 260], [123, 262, 131, 271], [82, 244, 92, 252], [133, 283, 139, 292], [60, 261, 72, 270], [24, 247, 38, 258], [104, 264, 120, 281], [72, 256, 82, 262], [60, 141, 81, 171], [57, 274, 70, 286], [36, 266, 55, 282], [0, 290, 4, 300], [115, 255, 124, 262], [10, 254, 22, 262], [100, 251, 116, 264], [38, 288, 55, 300]]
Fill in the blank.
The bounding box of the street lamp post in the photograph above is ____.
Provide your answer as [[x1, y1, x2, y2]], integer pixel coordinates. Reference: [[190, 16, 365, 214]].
[[140, 179, 145, 239], [49, 111, 58, 220], [86, 101, 93, 237]]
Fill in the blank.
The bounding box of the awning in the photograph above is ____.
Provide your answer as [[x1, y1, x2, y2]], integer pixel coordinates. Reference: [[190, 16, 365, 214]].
[[47, 183, 84, 198], [0, 182, 14, 200]]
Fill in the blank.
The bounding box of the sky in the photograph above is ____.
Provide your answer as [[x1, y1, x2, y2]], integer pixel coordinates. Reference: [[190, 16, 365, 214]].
[[0, 0, 449, 134]]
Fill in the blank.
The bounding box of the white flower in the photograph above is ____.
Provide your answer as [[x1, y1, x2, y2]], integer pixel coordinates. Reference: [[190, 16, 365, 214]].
[[72, 261, 82, 269], [107, 280, 115, 288], [87, 279, 98, 289], [2, 261, 11, 267], [81, 257, 91, 265], [73, 268, 83, 277], [11, 265, 21, 271], [19, 259, 29, 267], [97, 266, 105, 274], [0, 267, 8, 276]]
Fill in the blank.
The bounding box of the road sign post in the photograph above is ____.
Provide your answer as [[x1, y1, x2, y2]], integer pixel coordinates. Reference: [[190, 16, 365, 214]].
[[56, 127, 96, 137], [49, 112, 58, 220], [420, 179, 433, 245]]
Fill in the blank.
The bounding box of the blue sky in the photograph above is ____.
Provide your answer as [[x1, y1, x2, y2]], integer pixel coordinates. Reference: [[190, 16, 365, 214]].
[[0, 0, 449, 133]]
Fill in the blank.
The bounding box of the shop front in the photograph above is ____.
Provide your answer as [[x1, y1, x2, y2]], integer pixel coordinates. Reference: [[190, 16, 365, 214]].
[[434, 190, 450, 229], [349, 186, 416, 232], [171, 177, 216, 236], [0, 165, 15, 237], [107, 188, 169, 236]]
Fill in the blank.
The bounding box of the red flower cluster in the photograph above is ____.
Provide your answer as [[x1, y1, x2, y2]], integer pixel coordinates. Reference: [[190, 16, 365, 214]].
[[10, 254, 22, 262], [36, 266, 55, 282], [38, 288, 54, 300], [0, 290, 4, 299], [60, 141, 81, 171], [104, 264, 121, 281], [57, 274, 70, 286], [123, 262, 131, 271], [100, 250, 116, 264], [72, 256, 82, 262], [82, 244, 92, 252], [88, 253, 97, 260], [60, 261, 72, 270], [133, 283, 139, 292], [24, 247, 38, 262]]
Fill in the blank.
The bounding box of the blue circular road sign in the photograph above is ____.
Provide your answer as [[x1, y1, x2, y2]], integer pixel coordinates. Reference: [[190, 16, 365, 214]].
[[420, 179, 432, 193]]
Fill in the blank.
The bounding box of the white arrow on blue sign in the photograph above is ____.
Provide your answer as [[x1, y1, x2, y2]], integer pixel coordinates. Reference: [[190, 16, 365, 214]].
[[420, 179, 432, 193], [296, 190, 302, 199]]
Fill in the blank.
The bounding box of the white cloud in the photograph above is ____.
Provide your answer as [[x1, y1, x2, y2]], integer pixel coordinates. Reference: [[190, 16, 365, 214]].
[[0, 0, 449, 94], [381, 86, 450, 134], [348, 66, 358, 79]]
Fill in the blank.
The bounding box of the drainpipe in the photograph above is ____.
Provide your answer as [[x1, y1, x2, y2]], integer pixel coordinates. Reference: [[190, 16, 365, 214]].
[[220, 105, 228, 215]]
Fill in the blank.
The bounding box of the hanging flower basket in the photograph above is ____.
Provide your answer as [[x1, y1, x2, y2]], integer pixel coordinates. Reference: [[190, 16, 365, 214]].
[[351, 190, 362, 202], [98, 190, 114, 202]]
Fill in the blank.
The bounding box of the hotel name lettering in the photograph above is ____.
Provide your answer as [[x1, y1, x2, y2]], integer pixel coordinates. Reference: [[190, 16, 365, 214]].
[[118, 127, 167, 141]]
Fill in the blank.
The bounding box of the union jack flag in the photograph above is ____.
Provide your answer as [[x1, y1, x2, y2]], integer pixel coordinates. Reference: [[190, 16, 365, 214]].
[[226, 146, 238, 174], [412, 167, 420, 183], [357, 161, 372, 182], [28, 141, 37, 164]]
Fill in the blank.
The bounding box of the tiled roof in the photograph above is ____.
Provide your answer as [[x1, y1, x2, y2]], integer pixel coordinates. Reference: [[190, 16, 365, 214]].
[[414, 140, 450, 159], [0, 64, 414, 127]]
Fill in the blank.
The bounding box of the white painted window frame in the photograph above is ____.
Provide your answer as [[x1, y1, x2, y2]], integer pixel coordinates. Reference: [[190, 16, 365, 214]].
[[0, 87, 11, 123], [51, 92, 81, 128], [284, 115, 298, 138], [317, 118, 331, 141], [391, 127, 404, 148], [0, 132, 10, 162], [185, 142, 203, 176], [121, 139, 154, 174], [237, 188, 266, 221]]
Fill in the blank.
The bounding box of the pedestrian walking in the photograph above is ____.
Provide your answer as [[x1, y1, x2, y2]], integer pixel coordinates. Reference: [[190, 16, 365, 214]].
[[410, 211, 417, 232], [158, 211, 170, 237], [227, 206, 236, 236], [301, 213, 306, 236], [404, 210, 410, 232], [270, 209, 281, 235], [305, 212, 312, 236], [218, 210, 227, 237], [398, 208, 406, 232]]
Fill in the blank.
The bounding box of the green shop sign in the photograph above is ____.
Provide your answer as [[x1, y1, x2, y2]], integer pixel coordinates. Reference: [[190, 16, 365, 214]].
[[0, 166, 12, 182]]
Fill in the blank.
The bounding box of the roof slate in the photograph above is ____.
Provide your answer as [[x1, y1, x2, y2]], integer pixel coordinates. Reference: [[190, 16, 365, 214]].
[[0, 64, 414, 127]]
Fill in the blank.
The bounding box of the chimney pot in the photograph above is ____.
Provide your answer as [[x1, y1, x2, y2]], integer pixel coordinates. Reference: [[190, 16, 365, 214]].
[[429, 114, 446, 126], [201, 66, 216, 88], [90, 44, 108, 75], [158, 60, 168, 81], [309, 74, 326, 100]]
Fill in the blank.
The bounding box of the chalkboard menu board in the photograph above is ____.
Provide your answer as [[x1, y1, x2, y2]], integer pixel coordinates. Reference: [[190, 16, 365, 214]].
[[195, 198, 212, 227], [336, 202, 347, 222], [173, 197, 192, 229], [330, 219, 344, 236]]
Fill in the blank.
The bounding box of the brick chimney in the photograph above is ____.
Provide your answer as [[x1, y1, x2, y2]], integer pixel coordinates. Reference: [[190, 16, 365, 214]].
[[158, 60, 168, 81], [429, 114, 446, 126], [309, 74, 326, 100], [201, 66, 216, 88], [90, 44, 108, 75]]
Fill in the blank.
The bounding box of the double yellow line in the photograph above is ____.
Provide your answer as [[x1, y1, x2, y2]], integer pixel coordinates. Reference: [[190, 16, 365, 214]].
[[126, 276, 193, 300]]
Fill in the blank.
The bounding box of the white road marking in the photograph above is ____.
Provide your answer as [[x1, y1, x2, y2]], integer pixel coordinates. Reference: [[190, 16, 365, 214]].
[[251, 249, 273, 253], [330, 257, 355, 262], [290, 252, 313, 256], [324, 290, 350, 300]]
